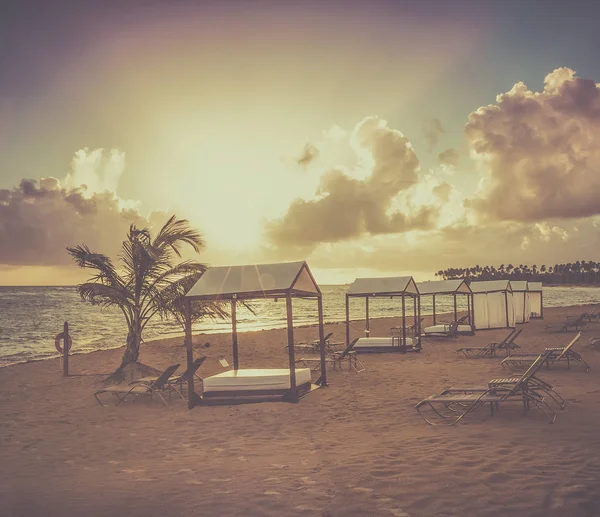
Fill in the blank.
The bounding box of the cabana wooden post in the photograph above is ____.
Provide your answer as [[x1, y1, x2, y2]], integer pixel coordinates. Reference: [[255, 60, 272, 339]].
[[417, 280, 474, 336], [183, 261, 326, 408], [345, 276, 421, 353]]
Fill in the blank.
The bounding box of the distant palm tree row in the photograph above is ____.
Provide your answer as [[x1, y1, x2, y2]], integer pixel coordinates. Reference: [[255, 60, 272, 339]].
[[435, 261, 600, 285]]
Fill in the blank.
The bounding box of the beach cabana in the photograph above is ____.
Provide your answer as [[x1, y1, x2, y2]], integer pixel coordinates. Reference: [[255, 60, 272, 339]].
[[470, 280, 516, 330], [417, 279, 474, 335], [183, 261, 326, 408], [345, 276, 421, 353], [511, 281, 531, 324], [528, 282, 543, 319]]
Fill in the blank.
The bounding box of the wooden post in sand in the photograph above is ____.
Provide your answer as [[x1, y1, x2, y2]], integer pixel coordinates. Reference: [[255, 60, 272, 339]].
[[184, 300, 195, 410], [231, 295, 239, 370], [62, 321, 69, 377], [285, 295, 298, 402], [365, 296, 370, 337]]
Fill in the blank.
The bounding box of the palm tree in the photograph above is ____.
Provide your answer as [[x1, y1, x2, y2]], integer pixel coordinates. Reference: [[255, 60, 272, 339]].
[[67, 216, 226, 382]]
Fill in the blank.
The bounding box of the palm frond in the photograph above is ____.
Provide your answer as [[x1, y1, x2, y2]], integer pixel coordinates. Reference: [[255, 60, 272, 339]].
[[66, 245, 122, 287], [77, 282, 133, 309], [152, 216, 204, 257]]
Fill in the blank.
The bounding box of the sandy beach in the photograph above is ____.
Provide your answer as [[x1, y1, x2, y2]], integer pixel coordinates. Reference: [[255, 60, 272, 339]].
[[2, 305, 600, 517]]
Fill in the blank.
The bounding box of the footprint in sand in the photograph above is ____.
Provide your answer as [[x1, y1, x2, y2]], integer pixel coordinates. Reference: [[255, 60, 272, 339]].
[[383, 509, 410, 517], [351, 487, 374, 493]]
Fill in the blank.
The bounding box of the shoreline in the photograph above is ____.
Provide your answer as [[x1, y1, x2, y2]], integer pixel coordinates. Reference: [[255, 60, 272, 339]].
[[2, 302, 599, 370]]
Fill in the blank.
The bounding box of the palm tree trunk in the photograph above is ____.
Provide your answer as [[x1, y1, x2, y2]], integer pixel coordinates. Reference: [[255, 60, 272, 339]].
[[119, 328, 142, 368]]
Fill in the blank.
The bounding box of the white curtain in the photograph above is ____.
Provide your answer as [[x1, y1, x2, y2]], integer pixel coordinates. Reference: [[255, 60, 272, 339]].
[[488, 292, 508, 329], [473, 293, 489, 329], [513, 292, 528, 323], [523, 292, 531, 322], [529, 292, 542, 317], [506, 292, 516, 327]]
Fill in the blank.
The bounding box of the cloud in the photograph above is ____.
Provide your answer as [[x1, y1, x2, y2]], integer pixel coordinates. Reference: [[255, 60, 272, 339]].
[[266, 116, 442, 249], [466, 67, 600, 222], [438, 148, 459, 167], [423, 118, 444, 151], [289, 215, 600, 279], [0, 149, 151, 266], [296, 143, 319, 168], [322, 124, 347, 142]]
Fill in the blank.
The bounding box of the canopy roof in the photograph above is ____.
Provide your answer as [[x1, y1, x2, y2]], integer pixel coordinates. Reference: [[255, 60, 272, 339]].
[[184, 261, 321, 300], [510, 281, 529, 292], [347, 276, 419, 297], [528, 282, 543, 292], [470, 280, 513, 294], [417, 279, 472, 295]]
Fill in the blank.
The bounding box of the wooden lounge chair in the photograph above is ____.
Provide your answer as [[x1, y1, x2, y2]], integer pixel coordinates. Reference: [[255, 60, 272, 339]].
[[501, 332, 589, 371], [545, 313, 588, 333], [456, 329, 522, 359], [423, 315, 470, 338], [131, 356, 206, 394], [415, 352, 558, 425], [296, 338, 364, 372], [94, 364, 181, 407]]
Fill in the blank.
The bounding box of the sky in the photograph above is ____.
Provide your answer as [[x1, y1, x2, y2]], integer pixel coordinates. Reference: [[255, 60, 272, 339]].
[[1, 0, 600, 285]]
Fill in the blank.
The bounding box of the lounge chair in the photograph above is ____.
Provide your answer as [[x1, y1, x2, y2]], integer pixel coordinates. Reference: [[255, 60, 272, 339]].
[[501, 332, 589, 371], [94, 364, 181, 407], [423, 314, 470, 338], [131, 356, 206, 393], [296, 338, 364, 372], [545, 313, 588, 333], [444, 350, 565, 410], [590, 337, 600, 349], [456, 329, 522, 359], [291, 332, 334, 353], [415, 352, 558, 425], [391, 318, 424, 337]]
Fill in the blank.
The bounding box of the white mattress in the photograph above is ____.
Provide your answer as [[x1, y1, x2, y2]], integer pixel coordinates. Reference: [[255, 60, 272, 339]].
[[202, 368, 312, 392], [424, 324, 473, 334], [354, 337, 414, 348]]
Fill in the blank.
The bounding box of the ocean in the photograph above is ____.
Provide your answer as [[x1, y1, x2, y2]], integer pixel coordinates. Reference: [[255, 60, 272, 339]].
[[1, 285, 599, 367]]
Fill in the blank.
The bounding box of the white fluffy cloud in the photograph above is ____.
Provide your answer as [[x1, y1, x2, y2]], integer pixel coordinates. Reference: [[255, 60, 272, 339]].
[[266, 116, 448, 249], [466, 67, 600, 222], [0, 149, 151, 265]]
